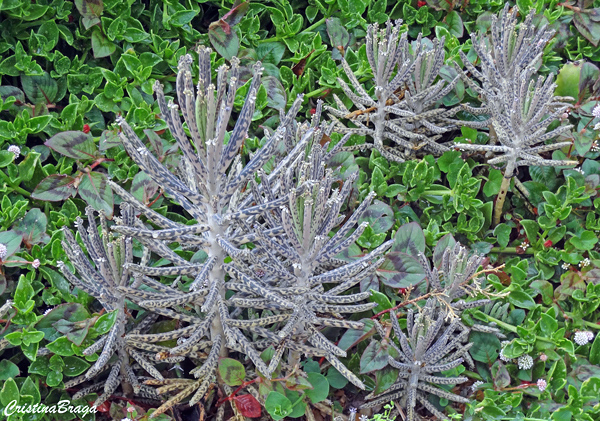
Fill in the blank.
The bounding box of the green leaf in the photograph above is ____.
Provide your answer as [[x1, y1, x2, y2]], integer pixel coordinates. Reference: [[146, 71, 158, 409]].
[[326, 17, 349, 51], [262, 76, 286, 110], [94, 310, 117, 335], [491, 360, 511, 388], [326, 367, 348, 390], [483, 169, 503, 196], [569, 230, 598, 250], [218, 358, 246, 386], [359, 200, 394, 234], [14, 274, 34, 308], [91, 27, 115, 58], [265, 391, 293, 421], [305, 373, 329, 403], [508, 290, 536, 309], [45, 131, 96, 160], [0, 378, 19, 406], [169, 10, 198, 27], [0, 231, 22, 259], [62, 356, 91, 377], [78, 172, 114, 217], [374, 366, 399, 395], [469, 331, 501, 363], [20, 376, 40, 404], [46, 337, 75, 356], [0, 360, 20, 380], [0, 150, 15, 168], [555, 62, 581, 98], [494, 223, 512, 249], [445, 11, 463, 37], [256, 42, 286, 66], [369, 289, 392, 314], [589, 331, 600, 365]]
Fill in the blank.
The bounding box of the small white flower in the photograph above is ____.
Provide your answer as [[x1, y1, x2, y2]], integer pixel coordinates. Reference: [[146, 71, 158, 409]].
[[561, 262, 570, 270], [537, 378, 547, 392], [32, 259, 40, 269], [579, 258, 591, 268], [43, 307, 54, 315], [471, 381, 484, 393], [594, 122, 600, 131], [359, 416, 369, 421], [593, 104, 600, 119], [574, 167, 585, 175], [539, 353, 548, 362], [574, 331, 593, 346], [0, 243, 7, 259], [518, 355, 534, 370], [8, 145, 20, 158], [349, 407, 357, 420], [591, 140, 600, 152]]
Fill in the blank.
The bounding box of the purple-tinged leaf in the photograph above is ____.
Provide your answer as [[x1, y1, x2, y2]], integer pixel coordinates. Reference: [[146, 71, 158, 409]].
[[262, 76, 287, 110], [77, 172, 113, 217], [209, 20, 240, 60], [13, 208, 48, 246], [130, 172, 159, 205], [45, 131, 97, 160], [433, 233, 456, 268], [53, 319, 94, 346], [390, 222, 426, 255], [326, 17, 350, 55], [360, 340, 389, 373], [74, 0, 103, 29], [0, 86, 25, 104], [21, 73, 58, 105], [37, 303, 91, 342], [99, 129, 122, 151], [377, 252, 426, 288], [491, 360, 510, 388], [338, 318, 375, 351], [32, 174, 76, 201], [359, 200, 394, 234], [574, 8, 600, 47], [221, 1, 249, 26]]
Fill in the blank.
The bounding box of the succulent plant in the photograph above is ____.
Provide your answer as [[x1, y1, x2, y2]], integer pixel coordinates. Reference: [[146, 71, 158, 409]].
[[325, 20, 467, 162]]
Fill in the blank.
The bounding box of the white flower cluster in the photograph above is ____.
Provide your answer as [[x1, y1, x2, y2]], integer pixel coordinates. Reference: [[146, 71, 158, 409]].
[[0, 243, 7, 260], [593, 104, 600, 119], [499, 341, 511, 362], [537, 378, 547, 392], [574, 331, 594, 346], [579, 258, 591, 268], [561, 262, 570, 270], [539, 353, 548, 362], [32, 259, 40, 269], [517, 354, 534, 370], [471, 380, 484, 393], [574, 167, 585, 175], [7, 145, 20, 158]]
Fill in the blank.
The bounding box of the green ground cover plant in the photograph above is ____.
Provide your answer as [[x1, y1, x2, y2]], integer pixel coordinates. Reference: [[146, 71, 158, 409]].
[[1, 0, 600, 420]]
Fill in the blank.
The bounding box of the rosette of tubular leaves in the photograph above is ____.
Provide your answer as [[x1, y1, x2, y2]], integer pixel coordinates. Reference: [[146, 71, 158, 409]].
[[325, 20, 468, 162], [54, 45, 386, 418], [363, 243, 502, 421], [454, 5, 576, 223], [56, 205, 167, 407], [221, 140, 393, 388]]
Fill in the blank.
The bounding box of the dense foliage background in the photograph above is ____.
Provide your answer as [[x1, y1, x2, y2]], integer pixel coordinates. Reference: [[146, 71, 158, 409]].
[[1, 0, 600, 420]]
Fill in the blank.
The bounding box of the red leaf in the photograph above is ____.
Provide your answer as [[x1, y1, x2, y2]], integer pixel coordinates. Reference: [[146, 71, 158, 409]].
[[233, 394, 261, 418]]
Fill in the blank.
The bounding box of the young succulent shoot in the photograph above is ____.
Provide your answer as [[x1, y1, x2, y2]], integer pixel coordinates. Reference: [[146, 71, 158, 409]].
[[363, 300, 471, 421], [56, 205, 162, 406], [455, 4, 576, 225], [325, 20, 466, 162]]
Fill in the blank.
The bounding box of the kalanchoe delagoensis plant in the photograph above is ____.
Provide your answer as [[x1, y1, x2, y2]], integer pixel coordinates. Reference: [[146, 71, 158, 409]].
[[363, 241, 500, 421], [57, 46, 390, 419], [455, 4, 577, 225], [325, 20, 468, 162]]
